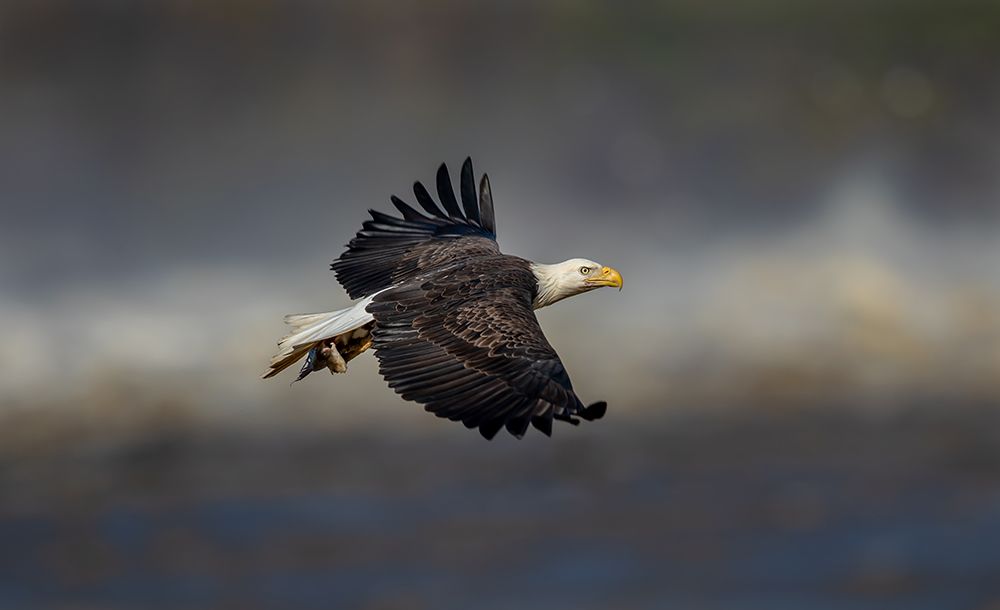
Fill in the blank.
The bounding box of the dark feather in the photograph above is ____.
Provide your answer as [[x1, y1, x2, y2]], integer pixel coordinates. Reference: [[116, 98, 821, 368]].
[[390, 196, 432, 223], [531, 413, 553, 436], [436, 162, 463, 218], [413, 181, 447, 218], [479, 419, 505, 440], [460, 157, 480, 224], [479, 174, 496, 235], [580, 401, 608, 421], [505, 416, 531, 438]]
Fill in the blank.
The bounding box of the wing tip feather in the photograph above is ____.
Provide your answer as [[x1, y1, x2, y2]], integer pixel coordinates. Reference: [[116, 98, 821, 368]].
[[479, 419, 504, 440]]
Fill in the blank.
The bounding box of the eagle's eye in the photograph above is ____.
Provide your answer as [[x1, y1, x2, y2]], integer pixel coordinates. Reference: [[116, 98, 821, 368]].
[[579, 266, 591, 275]]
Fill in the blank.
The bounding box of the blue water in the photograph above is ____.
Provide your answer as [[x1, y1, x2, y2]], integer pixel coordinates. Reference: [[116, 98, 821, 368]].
[[2, 412, 999, 609]]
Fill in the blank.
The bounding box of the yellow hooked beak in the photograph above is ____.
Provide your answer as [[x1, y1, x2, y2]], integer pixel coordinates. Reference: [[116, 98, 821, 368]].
[[586, 266, 623, 290]]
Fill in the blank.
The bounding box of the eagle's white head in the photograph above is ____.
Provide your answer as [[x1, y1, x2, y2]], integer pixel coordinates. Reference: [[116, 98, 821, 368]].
[[530, 258, 623, 309]]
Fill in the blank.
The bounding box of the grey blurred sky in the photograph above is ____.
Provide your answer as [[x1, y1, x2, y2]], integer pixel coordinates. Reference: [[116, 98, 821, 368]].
[[1, 1, 998, 417]]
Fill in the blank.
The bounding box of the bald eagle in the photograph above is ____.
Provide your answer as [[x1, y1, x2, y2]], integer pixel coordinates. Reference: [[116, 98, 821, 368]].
[[263, 158, 622, 439]]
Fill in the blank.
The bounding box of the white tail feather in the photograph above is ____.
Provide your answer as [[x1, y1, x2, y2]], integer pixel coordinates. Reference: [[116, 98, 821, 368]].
[[262, 294, 377, 379], [283, 311, 338, 333]]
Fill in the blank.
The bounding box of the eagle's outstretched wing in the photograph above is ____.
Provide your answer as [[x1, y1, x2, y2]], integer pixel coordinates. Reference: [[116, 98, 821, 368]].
[[332, 158, 500, 299], [368, 258, 607, 439]]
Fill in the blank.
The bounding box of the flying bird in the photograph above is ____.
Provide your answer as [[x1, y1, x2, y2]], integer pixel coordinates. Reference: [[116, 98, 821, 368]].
[[263, 158, 623, 439]]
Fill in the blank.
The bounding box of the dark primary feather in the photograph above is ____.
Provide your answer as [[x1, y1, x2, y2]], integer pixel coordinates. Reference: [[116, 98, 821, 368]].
[[460, 157, 480, 225], [332, 158, 498, 299], [478, 174, 495, 234], [368, 256, 604, 439], [435, 162, 463, 218]]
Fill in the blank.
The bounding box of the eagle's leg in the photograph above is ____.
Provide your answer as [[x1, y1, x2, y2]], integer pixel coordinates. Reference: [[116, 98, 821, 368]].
[[322, 341, 348, 374]]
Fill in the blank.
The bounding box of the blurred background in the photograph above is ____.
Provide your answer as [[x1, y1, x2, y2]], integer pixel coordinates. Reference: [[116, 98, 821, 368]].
[[1, 1, 999, 608]]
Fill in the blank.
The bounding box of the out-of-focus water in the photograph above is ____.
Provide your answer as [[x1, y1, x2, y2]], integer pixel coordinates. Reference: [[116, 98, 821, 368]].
[[3, 406, 999, 610]]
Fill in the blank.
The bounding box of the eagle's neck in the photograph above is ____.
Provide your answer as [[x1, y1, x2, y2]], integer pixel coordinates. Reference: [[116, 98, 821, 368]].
[[530, 262, 576, 309]]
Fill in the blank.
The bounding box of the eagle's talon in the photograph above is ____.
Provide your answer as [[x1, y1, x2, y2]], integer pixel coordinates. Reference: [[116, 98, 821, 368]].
[[324, 342, 347, 374]]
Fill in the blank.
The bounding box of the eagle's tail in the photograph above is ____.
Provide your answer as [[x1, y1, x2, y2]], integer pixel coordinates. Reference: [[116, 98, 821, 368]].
[[262, 295, 376, 380]]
